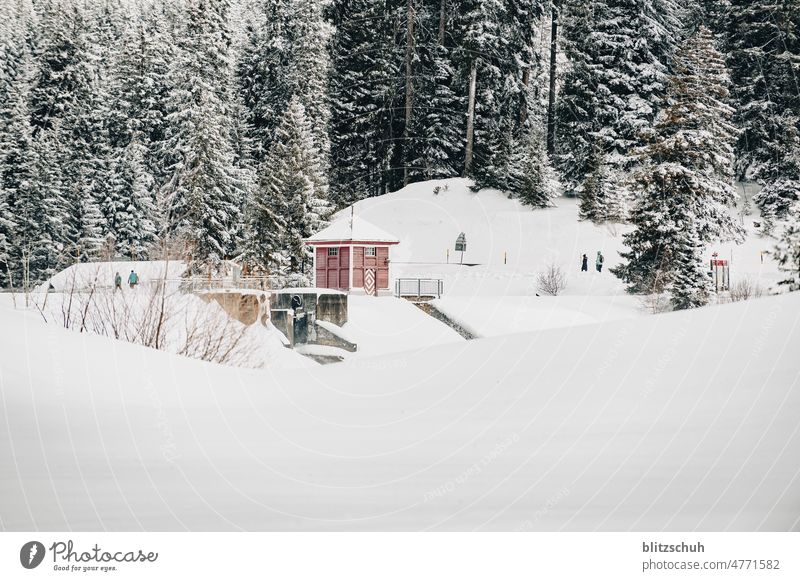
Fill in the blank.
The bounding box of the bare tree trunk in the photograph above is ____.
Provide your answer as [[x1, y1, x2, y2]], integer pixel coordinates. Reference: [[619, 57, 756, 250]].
[[403, 0, 415, 186], [520, 67, 531, 126], [438, 0, 446, 45], [464, 59, 478, 176], [546, 2, 559, 155]]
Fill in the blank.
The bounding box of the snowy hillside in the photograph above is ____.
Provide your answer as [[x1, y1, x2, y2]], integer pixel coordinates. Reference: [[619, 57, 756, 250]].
[[1, 291, 798, 531], [331, 179, 785, 336]]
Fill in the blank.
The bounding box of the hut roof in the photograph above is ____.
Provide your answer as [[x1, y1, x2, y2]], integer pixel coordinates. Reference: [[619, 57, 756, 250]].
[[305, 216, 400, 245]]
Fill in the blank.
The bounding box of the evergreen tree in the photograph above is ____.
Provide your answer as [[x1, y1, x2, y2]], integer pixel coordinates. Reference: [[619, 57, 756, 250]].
[[557, 0, 682, 196], [107, 138, 158, 259], [290, 0, 333, 183], [0, 38, 33, 286], [507, 119, 559, 208], [108, 5, 174, 185], [578, 145, 626, 223], [456, 0, 543, 192], [161, 0, 244, 274], [727, 0, 800, 221], [57, 77, 110, 263], [16, 130, 63, 285], [29, 0, 94, 133], [669, 219, 712, 309], [259, 98, 331, 278], [614, 26, 743, 309], [236, 0, 294, 160], [406, 0, 463, 181], [329, 0, 400, 205], [774, 202, 800, 291]]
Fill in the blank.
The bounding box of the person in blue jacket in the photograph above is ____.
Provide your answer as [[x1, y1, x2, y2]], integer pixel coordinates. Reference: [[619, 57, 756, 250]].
[[128, 270, 139, 289]]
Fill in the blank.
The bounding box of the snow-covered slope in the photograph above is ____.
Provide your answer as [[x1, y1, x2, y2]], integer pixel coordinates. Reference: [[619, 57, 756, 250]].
[[1, 292, 798, 531], [339, 178, 784, 335]]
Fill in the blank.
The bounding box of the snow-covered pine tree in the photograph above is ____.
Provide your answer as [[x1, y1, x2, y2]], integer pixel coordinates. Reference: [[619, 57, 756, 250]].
[[668, 218, 713, 309], [557, 0, 682, 196], [0, 193, 12, 287], [259, 97, 331, 279], [25, 0, 107, 265], [108, 4, 174, 187], [236, 0, 294, 161], [507, 117, 559, 208], [579, 145, 610, 222], [29, 0, 93, 133], [774, 202, 800, 291], [0, 16, 31, 287], [108, 138, 158, 259], [241, 173, 287, 276], [613, 26, 743, 309], [58, 69, 110, 263], [161, 0, 244, 274], [456, 0, 544, 192], [18, 129, 64, 285], [329, 0, 400, 205], [0, 27, 65, 285], [289, 0, 332, 188], [406, 0, 463, 181], [575, 135, 629, 223], [727, 0, 800, 220]]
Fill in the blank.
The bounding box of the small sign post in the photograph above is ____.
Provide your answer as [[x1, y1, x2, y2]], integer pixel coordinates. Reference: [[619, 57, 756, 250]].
[[455, 233, 467, 265], [710, 252, 730, 292]]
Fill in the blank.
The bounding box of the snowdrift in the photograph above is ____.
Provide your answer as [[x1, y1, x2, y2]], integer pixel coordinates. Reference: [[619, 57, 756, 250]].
[[1, 292, 798, 531]]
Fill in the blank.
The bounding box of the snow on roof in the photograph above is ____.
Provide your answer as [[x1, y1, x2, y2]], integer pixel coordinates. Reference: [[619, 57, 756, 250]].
[[305, 216, 400, 244], [273, 287, 346, 295]]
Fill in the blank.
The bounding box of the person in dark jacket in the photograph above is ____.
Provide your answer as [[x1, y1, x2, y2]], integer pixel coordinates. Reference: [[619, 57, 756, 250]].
[[114, 272, 122, 291], [581, 254, 588, 272]]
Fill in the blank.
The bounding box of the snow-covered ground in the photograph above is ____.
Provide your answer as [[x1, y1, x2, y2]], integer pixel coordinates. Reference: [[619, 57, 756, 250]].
[[1, 290, 798, 531], [1, 179, 797, 532], [46, 260, 187, 291], [343, 296, 464, 357], [338, 178, 784, 336]]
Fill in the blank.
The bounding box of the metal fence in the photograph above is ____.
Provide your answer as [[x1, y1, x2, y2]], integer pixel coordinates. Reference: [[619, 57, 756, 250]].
[[395, 278, 444, 299]]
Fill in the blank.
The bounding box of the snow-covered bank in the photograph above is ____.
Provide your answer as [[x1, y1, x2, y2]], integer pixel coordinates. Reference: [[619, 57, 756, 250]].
[[342, 179, 784, 298], [1, 292, 798, 531]]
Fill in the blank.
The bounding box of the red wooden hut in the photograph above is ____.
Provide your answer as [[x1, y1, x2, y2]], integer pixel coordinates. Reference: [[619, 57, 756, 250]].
[[305, 217, 400, 296]]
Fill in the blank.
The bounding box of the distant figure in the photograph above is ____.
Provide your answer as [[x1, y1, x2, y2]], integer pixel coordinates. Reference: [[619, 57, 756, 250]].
[[114, 271, 122, 291], [596, 251, 604, 273], [581, 254, 588, 272], [128, 269, 139, 289]]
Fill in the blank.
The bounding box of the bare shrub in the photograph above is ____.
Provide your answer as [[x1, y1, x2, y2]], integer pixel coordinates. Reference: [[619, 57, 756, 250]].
[[729, 278, 764, 302], [35, 278, 258, 368], [179, 307, 253, 367], [605, 223, 620, 238], [639, 268, 673, 314], [537, 263, 567, 296]]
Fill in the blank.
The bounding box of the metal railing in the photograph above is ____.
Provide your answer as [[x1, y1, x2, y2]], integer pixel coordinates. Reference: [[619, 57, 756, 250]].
[[395, 278, 444, 299]]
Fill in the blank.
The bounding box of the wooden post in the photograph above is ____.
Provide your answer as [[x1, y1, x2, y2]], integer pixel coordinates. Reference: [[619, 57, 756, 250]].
[[464, 59, 478, 175]]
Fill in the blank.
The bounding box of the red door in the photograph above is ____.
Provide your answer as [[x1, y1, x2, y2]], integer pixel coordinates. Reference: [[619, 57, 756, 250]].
[[316, 247, 350, 290]]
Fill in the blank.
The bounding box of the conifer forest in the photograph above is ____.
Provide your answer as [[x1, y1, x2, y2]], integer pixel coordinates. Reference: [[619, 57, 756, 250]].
[[0, 0, 799, 308]]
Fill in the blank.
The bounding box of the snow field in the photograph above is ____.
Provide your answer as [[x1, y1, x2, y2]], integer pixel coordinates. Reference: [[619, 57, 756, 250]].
[[1, 289, 798, 530]]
